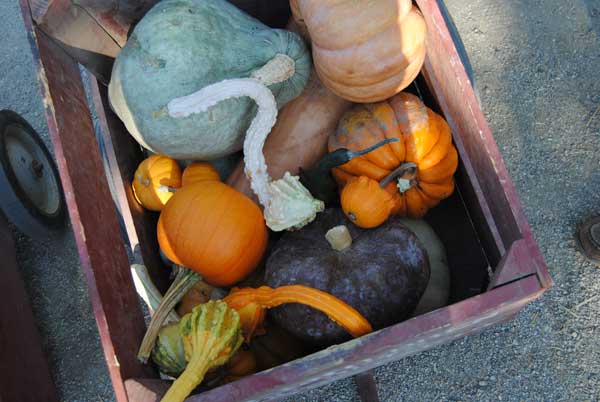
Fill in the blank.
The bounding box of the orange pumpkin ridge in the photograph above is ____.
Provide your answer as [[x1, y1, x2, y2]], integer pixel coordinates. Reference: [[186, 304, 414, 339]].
[[330, 92, 458, 219], [293, 0, 427, 102], [182, 162, 220, 186]]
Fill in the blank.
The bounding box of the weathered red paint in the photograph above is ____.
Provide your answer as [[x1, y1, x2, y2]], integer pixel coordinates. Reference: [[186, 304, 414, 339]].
[[19, 1, 155, 400]]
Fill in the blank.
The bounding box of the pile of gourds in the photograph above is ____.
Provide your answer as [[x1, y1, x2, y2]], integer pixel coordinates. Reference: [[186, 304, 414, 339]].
[[111, 0, 458, 400]]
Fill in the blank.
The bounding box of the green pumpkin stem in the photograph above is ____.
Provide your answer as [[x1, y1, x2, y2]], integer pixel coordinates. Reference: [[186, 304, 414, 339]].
[[299, 138, 398, 205], [379, 162, 418, 191], [137, 267, 202, 363]]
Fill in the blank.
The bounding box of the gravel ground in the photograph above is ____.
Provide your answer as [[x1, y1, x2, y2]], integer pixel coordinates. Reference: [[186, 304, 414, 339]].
[[1, 0, 599, 401]]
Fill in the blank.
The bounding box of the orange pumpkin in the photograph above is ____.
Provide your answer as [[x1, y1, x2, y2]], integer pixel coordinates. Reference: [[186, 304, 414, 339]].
[[340, 176, 394, 228], [132, 154, 181, 211], [157, 181, 268, 286], [182, 162, 220, 186], [290, 0, 427, 102], [330, 92, 458, 219]]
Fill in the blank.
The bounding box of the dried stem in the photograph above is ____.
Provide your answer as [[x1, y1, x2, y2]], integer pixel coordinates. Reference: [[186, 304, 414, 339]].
[[137, 267, 202, 363]]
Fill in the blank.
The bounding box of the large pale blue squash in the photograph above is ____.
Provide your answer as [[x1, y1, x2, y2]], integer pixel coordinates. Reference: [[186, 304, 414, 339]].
[[108, 0, 310, 160]]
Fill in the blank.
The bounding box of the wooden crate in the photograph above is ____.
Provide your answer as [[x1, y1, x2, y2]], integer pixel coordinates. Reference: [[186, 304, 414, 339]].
[[18, 1, 552, 401]]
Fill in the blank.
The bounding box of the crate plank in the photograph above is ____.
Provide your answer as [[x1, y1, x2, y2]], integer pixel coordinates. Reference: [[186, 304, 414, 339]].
[[19, 3, 156, 398], [90, 78, 169, 292], [125, 378, 169, 402], [415, 0, 550, 287], [179, 275, 543, 402], [124, 272, 540, 402], [0, 213, 59, 402]]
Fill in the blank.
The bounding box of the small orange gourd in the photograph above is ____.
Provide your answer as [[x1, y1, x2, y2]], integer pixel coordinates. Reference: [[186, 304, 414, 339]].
[[157, 181, 268, 287], [341, 176, 394, 228], [224, 285, 373, 341], [132, 154, 181, 211], [330, 92, 458, 219], [181, 162, 221, 186]]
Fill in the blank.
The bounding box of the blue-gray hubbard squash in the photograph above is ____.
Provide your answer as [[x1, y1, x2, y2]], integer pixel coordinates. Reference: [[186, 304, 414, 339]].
[[108, 0, 311, 160]]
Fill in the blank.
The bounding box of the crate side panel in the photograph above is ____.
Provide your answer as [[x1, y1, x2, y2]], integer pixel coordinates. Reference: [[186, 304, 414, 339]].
[[415, 0, 550, 286], [186, 275, 543, 402], [24, 22, 154, 401], [90, 79, 169, 292]]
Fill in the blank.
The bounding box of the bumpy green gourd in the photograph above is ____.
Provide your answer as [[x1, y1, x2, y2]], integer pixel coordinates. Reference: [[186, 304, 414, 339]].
[[157, 301, 243, 402], [109, 0, 311, 160], [151, 323, 186, 377]]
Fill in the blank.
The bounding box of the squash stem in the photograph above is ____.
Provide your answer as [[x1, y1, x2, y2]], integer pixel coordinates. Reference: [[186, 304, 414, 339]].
[[250, 54, 295, 86], [224, 285, 372, 338], [130, 264, 180, 324], [138, 267, 202, 363], [312, 138, 399, 173], [325, 225, 353, 251], [379, 162, 417, 189], [160, 353, 212, 402]]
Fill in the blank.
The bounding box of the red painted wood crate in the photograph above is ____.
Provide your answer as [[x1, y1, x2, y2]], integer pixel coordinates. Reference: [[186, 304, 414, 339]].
[[19, 1, 552, 401]]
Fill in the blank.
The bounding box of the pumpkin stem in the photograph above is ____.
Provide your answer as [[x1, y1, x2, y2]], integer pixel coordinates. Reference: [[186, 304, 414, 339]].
[[131, 264, 180, 323], [298, 138, 398, 207], [138, 267, 202, 363], [379, 162, 418, 191], [156, 185, 178, 193], [137, 173, 151, 187], [325, 225, 353, 251], [224, 285, 373, 338], [250, 54, 295, 86]]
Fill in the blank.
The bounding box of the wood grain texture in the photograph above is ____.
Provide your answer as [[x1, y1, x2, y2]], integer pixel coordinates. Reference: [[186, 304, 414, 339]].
[[19, 1, 156, 397], [125, 378, 170, 402], [414, 0, 551, 288], [0, 213, 59, 402], [90, 78, 169, 293]]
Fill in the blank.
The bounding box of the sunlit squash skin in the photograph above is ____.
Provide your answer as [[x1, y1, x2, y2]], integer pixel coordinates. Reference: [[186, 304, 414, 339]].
[[290, 0, 427, 102], [157, 182, 268, 286], [330, 92, 458, 219], [109, 0, 311, 160]]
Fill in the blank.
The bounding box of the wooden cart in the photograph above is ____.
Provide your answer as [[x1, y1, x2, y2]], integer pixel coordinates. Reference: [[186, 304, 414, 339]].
[[18, 1, 552, 401]]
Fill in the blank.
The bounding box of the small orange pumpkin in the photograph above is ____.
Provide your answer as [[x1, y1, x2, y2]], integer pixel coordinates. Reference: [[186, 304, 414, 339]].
[[330, 92, 458, 219], [182, 162, 220, 186], [157, 181, 268, 286], [341, 176, 394, 228], [132, 154, 182, 211]]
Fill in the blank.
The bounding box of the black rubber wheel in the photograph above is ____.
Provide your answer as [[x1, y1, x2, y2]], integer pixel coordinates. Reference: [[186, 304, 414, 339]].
[[0, 110, 66, 238], [576, 216, 600, 267]]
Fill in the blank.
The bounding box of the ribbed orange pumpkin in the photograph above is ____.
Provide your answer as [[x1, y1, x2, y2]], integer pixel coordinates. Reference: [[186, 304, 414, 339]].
[[182, 162, 221, 186], [132, 154, 181, 211], [157, 181, 268, 286], [290, 0, 427, 102], [330, 92, 458, 219]]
